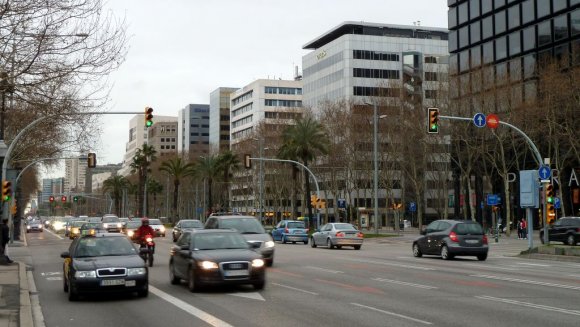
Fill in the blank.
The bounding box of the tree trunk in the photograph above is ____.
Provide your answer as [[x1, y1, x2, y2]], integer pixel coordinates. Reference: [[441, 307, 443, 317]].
[[173, 180, 180, 223]]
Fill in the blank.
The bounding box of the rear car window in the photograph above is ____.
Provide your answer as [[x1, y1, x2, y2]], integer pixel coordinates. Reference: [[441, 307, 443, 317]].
[[287, 222, 305, 229], [455, 223, 483, 235], [182, 220, 203, 228], [334, 223, 356, 230]]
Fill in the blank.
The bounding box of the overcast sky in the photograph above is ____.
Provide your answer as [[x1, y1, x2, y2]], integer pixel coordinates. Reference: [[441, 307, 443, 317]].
[[48, 0, 448, 176]]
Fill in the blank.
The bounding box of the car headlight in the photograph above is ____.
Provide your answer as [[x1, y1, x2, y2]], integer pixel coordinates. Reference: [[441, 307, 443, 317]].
[[199, 261, 218, 269], [27, 225, 30, 229], [252, 259, 265, 268], [74, 270, 96, 278], [117, 223, 122, 228], [160, 226, 166, 232], [127, 230, 134, 237], [103, 223, 109, 228], [127, 268, 147, 276], [264, 241, 275, 248]]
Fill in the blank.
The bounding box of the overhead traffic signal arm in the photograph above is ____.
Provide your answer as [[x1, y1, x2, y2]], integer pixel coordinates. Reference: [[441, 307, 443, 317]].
[[428, 108, 439, 134]]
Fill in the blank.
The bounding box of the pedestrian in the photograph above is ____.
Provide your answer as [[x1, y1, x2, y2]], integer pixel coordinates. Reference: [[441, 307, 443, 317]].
[[517, 218, 523, 239], [521, 218, 527, 240], [0, 218, 13, 264]]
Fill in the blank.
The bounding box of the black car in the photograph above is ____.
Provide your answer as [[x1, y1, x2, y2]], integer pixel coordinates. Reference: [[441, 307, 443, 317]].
[[540, 217, 580, 246], [172, 219, 204, 242], [412, 220, 489, 261], [169, 229, 266, 291], [60, 233, 149, 301], [204, 215, 275, 266]]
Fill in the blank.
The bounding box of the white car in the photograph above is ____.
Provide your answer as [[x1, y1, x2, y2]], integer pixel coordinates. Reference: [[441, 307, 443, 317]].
[[148, 218, 166, 237]]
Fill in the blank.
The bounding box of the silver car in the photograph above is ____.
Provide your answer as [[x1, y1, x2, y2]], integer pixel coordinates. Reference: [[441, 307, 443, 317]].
[[310, 223, 364, 250]]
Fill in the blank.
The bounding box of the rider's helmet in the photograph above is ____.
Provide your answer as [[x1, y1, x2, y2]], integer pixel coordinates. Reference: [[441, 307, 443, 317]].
[[141, 218, 149, 226]]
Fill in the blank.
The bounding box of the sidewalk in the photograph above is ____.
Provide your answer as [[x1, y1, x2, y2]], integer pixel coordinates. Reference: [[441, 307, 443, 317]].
[[0, 236, 34, 327]]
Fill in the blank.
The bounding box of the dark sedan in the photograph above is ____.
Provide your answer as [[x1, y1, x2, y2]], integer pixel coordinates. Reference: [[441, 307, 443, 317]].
[[172, 219, 204, 242], [61, 233, 148, 301], [169, 230, 266, 292], [540, 217, 580, 246], [412, 220, 488, 261]]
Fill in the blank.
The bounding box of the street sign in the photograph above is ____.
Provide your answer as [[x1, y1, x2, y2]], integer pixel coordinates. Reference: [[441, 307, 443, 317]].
[[337, 198, 346, 208], [486, 194, 500, 206], [554, 197, 561, 209], [409, 202, 416, 212], [520, 170, 540, 208], [538, 165, 551, 180], [473, 113, 486, 128], [486, 113, 499, 129]]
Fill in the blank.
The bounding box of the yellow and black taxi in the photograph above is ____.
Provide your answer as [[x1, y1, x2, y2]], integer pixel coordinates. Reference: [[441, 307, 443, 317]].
[[61, 232, 149, 301], [68, 220, 88, 239]]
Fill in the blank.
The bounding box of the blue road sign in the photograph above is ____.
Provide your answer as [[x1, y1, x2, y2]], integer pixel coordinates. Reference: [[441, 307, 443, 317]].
[[196, 207, 203, 214], [486, 194, 500, 206], [554, 197, 561, 209], [409, 202, 417, 212], [473, 113, 486, 128], [337, 199, 346, 208], [538, 165, 551, 180]]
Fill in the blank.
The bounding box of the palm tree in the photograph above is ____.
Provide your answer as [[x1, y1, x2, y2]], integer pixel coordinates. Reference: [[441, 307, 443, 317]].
[[216, 150, 241, 210], [146, 178, 163, 218], [103, 175, 128, 217], [278, 116, 329, 229], [194, 155, 222, 215], [130, 144, 157, 217], [159, 156, 196, 223]]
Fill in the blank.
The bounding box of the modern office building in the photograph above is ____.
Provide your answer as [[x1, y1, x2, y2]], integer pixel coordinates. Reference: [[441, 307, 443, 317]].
[[40, 177, 64, 203], [64, 156, 88, 193], [301, 21, 449, 223], [148, 120, 178, 157], [448, 0, 580, 96], [177, 104, 210, 159], [209, 87, 238, 154], [119, 114, 177, 176]]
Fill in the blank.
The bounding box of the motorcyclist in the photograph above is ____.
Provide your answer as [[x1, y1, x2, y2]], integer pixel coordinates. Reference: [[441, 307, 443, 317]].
[[134, 218, 155, 244]]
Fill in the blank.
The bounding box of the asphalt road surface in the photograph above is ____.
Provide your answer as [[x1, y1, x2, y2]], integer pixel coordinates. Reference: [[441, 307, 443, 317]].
[[25, 230, 580, 327]]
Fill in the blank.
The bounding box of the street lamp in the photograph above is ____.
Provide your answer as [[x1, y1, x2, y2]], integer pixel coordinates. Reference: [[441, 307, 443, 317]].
[[364, 101, 386, 235]]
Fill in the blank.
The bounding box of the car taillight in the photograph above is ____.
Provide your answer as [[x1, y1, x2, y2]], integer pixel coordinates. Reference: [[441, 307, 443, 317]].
[[284, 228, 289, 233], [336, 232, 345, 237], [357, 232, 364, 238], [482, 235, 488, 245], [449, 231, 459, 242]]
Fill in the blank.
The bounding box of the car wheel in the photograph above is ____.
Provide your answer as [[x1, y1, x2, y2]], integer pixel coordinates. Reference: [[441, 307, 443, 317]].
[[253, 280, 265, 290], [304, 239, 308, 245], [441, 245, 453, 260], [68, 279, 78, 301], [567, 234, 577, 246], [336, 245, 342, 249], [282, 236, 287, 244], [188, 267, 200, 292], [310, 237, 317, 248], [169, 262, 180, 285], [354, 245, 361, 250], [477, 254, 488, 261], [412, 243, 422, 257], [327, 238, 334, 249]]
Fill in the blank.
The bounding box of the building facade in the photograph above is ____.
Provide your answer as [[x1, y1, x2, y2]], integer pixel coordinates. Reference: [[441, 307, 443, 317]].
[[148, 120, 178, 157], [177, 104, 210, 159], [64, 156, 88, 193], [40, 178, 64, 203], [209, 87, 238, 154]]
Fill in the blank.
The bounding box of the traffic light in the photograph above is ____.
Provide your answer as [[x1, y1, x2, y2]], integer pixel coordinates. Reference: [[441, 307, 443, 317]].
[[547, 203, 556, 224], [2, 180, 11, 202], [310, 195, 318, 207], [73, 196, 79, 202], [61, 195, 67, 203], [244, 154, 251, 169], [428, 108, 439, 134], [144, 107, 154, 127], [545, 184, 554, 204], [87, 152, 97, 168], [49, 195, 55, 202]]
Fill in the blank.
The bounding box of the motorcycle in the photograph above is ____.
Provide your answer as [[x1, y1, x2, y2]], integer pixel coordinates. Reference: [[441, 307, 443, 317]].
[[139, 234, 155, 267]]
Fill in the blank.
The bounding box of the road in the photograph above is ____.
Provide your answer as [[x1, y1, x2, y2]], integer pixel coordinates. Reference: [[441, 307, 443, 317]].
[[24, 229, 580, 327]]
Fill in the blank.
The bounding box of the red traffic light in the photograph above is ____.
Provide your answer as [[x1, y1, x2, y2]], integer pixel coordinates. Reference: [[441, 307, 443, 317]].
[[49, 196, 55, 202], [61, 196, 67, 202]]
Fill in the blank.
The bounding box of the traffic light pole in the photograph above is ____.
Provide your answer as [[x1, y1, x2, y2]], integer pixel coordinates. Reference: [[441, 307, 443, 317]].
[[439, 115, 545, 250], [249, 157, 321, 229], [2, 111, 144, 243]]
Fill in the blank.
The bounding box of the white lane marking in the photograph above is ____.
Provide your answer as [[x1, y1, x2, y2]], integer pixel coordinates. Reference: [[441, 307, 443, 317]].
[[344, 258, 435, 271], [149, 286, 234, 327], [271, 283, 318, 295], [40, 272, 62, 276], [472, 274, 580, 291], [45, 229, 64, 240], [306, 266, 344, 274], [372, 278, 438, 290], [568, 274, 580, 278], [515, 262, 551, 267], [228, 292, 265, 301], [351, 302, 433, 325], [462, 263, 519, 271], [476, 296, 580, 316], [46, 277, 62, 281]]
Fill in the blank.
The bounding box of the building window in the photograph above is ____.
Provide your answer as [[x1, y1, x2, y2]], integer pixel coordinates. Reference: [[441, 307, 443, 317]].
[[460, 49, 470, 72], [508, 4, 520, 30], [353, 86, 400, 97], [509, 58, 522, 82], [171, 145, 175, 149], [522, 25, 535, 52], [449, 30, 458, 52], [554, 14, 568, 41], [469, 0, 480, 19], [353, 50, 399, 61], [522, 0, 535, 25], [553, 0, 567, 13], [482, 16, 493, 40], [471, 46, 481, 67], [353, 68, 400, 79], [495, 11, 506, 35], [496, 36, 507, 60], [459, 26, 469, 48], [537, 20, 551, 47], [425, 56, 438, 63], [536, 0, 550, 19], [523, 54, 536, 79], [481, 0, 492, 14], [449, 6, 457, 29], [470, 21, 481, 43], [509, 31, 521, 56], [160, 138, 165, 142], [425, 72, 438, 81], [572, 10, 580, 36], [494, 0, 506, 9], [425, 90, 438, 99], [483, 41, 494, 64], [458, 2, 468, 24]]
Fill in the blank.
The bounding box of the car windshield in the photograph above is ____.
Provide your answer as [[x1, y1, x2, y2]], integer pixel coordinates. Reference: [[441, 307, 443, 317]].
[[181, 220, 203, 228], [149, 219, 162, 225], [334, 223, 357, 231], [102, 217, 119, 223], [126, 221, 141, 228], [194, 233, 249, 250], [287, 222, 305, 229], [75, 237, 137, 257], [72, 221, 87, 227], [455, 223, 483, 235], [221, 218, 265, 234]]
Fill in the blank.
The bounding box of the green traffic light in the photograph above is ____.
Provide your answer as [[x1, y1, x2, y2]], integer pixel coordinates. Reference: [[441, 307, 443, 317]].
[[146, 120, 153, 127], [547, 196, 554, 203], [3, 195, 10, 201]]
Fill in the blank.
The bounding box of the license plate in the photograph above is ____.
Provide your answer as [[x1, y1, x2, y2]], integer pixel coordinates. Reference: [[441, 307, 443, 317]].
[[125, 280, 136, 287], [224, 270, 248, 277], [466, 239, 479, 244], [293, 230, 304, 234], [101, 279, 125, 286]]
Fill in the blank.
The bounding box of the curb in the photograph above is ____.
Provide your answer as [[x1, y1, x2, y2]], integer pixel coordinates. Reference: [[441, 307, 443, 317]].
[[18, 262, 33, 327]]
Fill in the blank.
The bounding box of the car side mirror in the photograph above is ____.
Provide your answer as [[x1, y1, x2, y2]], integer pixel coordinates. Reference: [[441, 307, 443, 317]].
[[60, 251, 70, 258]]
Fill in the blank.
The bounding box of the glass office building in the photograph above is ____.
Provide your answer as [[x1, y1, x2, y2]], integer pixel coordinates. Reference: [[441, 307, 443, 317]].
[[448, 0, 580, 88]]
